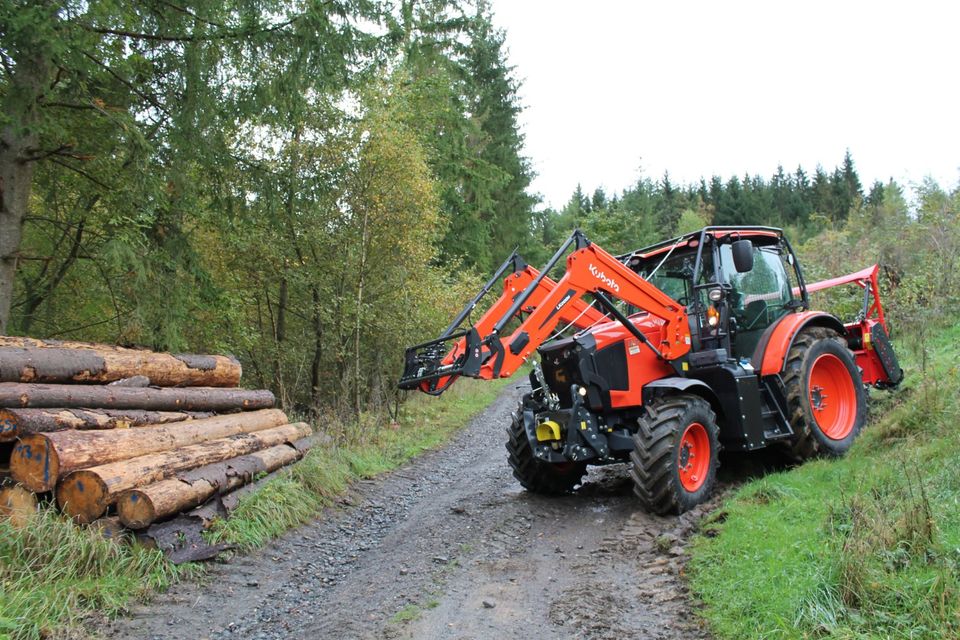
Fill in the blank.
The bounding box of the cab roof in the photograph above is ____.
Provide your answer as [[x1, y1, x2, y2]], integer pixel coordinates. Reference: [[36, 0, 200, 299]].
[[616, 226, 784, 264]]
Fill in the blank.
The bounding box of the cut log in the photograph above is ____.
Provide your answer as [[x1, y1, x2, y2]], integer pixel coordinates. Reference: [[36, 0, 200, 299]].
[[0, 344, 241, 386], [0, 382, 274, 411], [90, 515, 128, 541], [118, 434, 325, 528], [0, 336, 138, 350], [1, 480, 38, 527], [0, 408, 215, 442], [57, 422, 312, 524], [107, 375, 151, 387], [11, 408, 288, 492]]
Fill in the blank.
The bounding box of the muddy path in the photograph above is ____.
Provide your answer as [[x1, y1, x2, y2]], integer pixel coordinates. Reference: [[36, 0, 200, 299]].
[[103, 381, 728, 640]]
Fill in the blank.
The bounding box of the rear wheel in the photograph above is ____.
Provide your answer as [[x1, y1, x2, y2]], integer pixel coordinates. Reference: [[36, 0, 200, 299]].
[[783, 327, 866, 459], [630, 394, 720, 515], [506, 408, 586, 494]]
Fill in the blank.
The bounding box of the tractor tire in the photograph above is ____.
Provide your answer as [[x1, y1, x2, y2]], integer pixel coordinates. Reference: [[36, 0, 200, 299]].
[[630, 394, 720, 515], [782, 327, 866, 460], [506, 408, 586, 495]]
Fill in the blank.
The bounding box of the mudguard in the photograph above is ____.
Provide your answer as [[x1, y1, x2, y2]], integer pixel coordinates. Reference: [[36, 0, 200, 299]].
[[641, 376, 718, 406], [755, 311, 846, 376]]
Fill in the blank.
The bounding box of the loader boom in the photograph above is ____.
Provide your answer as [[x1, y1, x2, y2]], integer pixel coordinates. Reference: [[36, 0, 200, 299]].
[[400, 230, 692, 394]]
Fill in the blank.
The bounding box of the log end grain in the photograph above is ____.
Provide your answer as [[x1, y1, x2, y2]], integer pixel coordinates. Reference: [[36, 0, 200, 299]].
[[0, 409, 19, 442], [0, 482, 38, 527], [56, 470, 110, 525], [116, 489, 158, 529], [10, 434, 60, 492]]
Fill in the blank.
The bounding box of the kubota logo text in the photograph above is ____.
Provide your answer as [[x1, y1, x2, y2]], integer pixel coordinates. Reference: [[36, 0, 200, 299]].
[[588, 264, 620, 292]]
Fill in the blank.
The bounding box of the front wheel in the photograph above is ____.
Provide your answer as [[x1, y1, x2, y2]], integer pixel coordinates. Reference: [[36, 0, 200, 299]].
[[630, 394, 720, 515], [506, 408, 586, 494]]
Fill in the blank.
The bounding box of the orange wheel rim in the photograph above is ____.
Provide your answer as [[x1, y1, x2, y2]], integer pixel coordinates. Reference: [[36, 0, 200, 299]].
[[808, 353, 857, 440], [678, 422, 710, 492]]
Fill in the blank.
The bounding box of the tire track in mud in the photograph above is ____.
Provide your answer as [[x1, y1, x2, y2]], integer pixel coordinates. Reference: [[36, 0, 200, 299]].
[[102, 381, 719, 640]]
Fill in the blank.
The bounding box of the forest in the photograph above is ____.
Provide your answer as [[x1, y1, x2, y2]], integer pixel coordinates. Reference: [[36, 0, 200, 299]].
[[2, 0, 958, 429]]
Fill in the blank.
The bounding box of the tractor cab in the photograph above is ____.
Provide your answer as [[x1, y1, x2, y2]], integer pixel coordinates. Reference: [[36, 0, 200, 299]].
[[622, 227, 807, 364]]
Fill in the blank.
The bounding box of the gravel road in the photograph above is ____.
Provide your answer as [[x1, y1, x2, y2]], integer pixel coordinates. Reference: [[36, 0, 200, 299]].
[[103, 381, 720, 639]]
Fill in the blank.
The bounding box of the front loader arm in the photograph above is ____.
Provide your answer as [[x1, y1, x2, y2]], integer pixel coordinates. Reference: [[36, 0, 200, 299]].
[[399, 230, 691, 394], [400, 246, 607, 395], [484, 235, 692, 379]]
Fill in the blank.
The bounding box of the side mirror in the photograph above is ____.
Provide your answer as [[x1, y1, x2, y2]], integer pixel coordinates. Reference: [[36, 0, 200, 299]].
[[731, 239, 754, 273]]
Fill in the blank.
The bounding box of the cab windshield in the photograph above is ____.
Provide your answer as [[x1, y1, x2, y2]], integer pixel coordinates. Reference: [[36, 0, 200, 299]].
[[634, 249, 713, 306]]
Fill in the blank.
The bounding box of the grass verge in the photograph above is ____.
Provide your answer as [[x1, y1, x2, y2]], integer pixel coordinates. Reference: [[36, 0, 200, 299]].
[[0, 509, 188, 640], [0, 374, 516, 639], [688, 322, 960, 639]]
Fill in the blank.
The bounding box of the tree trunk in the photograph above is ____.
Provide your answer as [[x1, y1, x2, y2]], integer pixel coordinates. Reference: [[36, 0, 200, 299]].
[[354, 207, 369, 421], [0, 407, 214, 442], [0, 49, 49, 334], [117, 434, 323, 528], [310, 285, 323, 410], [11, 408, 287, 492], [0, 341, 242, 386], [0, 382, 274, 411], [57, 422, 312, 524]]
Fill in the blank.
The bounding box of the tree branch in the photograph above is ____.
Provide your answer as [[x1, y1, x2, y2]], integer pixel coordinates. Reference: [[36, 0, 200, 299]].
[[80, 13, 302, 43], [81, 51, 171, 119], [48, 157, 113, 190]]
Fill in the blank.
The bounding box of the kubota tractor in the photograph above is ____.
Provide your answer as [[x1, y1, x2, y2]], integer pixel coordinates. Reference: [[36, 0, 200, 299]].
[[399, 227, 902, 513]]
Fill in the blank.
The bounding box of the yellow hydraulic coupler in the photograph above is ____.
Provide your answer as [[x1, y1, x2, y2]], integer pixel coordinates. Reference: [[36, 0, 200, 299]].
[[536, 420, 562, 443]]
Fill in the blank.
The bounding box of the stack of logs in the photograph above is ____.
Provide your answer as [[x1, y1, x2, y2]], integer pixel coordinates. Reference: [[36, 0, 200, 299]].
[[0, 336, 317, 532]]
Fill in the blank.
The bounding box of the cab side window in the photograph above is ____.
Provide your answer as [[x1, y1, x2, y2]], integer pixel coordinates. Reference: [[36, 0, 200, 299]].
[[720, 243, 795, 357]]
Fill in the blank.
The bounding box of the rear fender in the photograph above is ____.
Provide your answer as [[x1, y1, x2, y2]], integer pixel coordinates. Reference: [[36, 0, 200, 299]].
[[756, 311, 846, 376]]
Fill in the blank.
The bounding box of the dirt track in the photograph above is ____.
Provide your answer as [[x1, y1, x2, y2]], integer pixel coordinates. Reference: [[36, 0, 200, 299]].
[[104, 381, 719, 640]]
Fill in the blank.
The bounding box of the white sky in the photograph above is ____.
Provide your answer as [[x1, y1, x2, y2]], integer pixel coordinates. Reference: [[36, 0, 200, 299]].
[[488, 0, 960, 209]]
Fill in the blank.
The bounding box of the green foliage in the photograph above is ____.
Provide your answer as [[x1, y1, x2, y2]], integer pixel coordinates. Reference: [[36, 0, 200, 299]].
[[548, 151, 870, 248], [5, 1, 537, 422]]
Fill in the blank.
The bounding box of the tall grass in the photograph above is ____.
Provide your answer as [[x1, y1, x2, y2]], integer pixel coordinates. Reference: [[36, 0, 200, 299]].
[[0, 509, 183, 640], [688, 322, 960, 639]]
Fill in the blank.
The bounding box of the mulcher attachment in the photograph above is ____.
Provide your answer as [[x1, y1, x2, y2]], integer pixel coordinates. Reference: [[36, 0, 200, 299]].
[[870, 322, 903, 387]]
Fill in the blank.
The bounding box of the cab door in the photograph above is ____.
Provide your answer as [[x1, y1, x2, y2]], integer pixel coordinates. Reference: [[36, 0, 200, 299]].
[[719, 242, 799, 361]]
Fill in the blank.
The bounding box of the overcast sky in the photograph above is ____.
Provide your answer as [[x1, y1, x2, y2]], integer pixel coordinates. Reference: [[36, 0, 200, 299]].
[[487, 0, 960, 209]]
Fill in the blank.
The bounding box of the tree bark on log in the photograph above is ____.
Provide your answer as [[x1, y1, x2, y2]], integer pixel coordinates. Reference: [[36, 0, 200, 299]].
[[0, 407, 214, 442], [11, 408, 288, 492], [57, 422, 312, 524], [0, 343, 241, 386], [0, 382, 274, 411], [117, 434, 324, 528]]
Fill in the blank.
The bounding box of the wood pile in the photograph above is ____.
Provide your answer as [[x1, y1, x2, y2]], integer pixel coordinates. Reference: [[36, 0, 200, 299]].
[[0, 336, 318, 540]]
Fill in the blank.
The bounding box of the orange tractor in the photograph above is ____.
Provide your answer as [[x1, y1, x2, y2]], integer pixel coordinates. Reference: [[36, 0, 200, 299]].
[[400, 227, 901, 513]]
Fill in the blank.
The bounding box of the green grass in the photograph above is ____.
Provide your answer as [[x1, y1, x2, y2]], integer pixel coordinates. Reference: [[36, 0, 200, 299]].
[[209, 373, 519, 549], [389, 603, 423, 624], [688, 322, 960, 639], [0, 508, 188, 640]]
